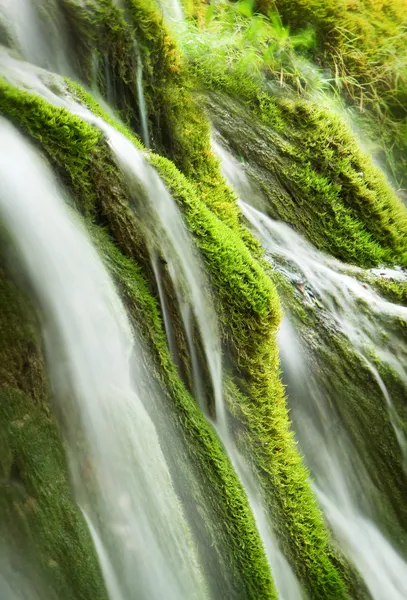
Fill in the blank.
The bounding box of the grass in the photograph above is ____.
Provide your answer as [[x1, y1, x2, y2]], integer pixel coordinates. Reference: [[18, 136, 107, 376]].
[[251, 0, 407, 187]]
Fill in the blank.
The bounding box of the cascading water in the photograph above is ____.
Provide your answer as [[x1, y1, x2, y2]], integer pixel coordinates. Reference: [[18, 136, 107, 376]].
[[156, 0, 184, 23], [0, 117, 207, 600], [72, 85, 303, 600], [0, 0, 73, 76], [216, 142, 407, 600], [0, 544, 50, 600]]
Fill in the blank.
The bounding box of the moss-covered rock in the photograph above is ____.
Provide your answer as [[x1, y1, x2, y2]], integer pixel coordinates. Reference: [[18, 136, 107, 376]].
[[0, 80, 278, 600], [206, 91, 407, 267]]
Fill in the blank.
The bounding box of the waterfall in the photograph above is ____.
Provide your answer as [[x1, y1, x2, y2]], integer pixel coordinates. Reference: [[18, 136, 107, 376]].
[[216, 142, 407, 599], [67, 93, 300, 600], [136, 55, 150, 148], [0, 543, 51, 600], [0, 0, 73, 76], [0, 117, 207, 600], [156, 0, 184, 23]]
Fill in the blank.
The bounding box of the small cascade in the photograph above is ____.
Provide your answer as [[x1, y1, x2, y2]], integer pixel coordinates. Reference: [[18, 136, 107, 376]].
[[278, 318, 407, 600], [0, 118, 207, 600], [156, 0, 185, 23], [0, 0, 73, 76], [136, 54, 150, 148], [216, 142, 407, 599], [15, 52, 305, 598], [240, 201, 407, 467], [0, 543, 50, 600], [215, 139, 407, 597]]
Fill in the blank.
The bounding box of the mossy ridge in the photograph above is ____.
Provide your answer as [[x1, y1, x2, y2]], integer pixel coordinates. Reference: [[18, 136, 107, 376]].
[[0, 259, 108, 600], [81, 93, 351, 598], [0, 82, 350, 597], [92, 226, 278, 600], [0, 81, 277, 599], [123, 0, 248, 232], [205, 90, 407, 267], [63, 0, 243, 232]]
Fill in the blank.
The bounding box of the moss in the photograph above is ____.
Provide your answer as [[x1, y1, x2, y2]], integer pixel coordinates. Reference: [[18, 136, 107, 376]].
[[205, 91, 407, 267], [0, 259, 108, 600], [0, 81, 350, 598], [62, 0, 243, 232], [369, 276, 407, 306]]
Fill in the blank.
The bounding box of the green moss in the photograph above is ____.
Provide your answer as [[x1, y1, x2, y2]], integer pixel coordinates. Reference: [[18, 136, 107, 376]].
[[0, 81, 350, 598], [205, 91, 407, 267], [369, 276, 407, 306], [0, 260, 107, 600], [93, 226, 278, 600]]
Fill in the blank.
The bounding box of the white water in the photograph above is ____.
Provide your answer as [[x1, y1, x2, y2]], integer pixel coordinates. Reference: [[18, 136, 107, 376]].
[[74, 98, 298, 599], [0, 118, 207, 600], [0, 543, 50, 600], [157, 0, 184, 23], [240, 201, 407, 468], [136, 55, 150, 148], [0, 0, 73, 75], [48, 57, 305, 597], [278, 318, 407, 600], [0, 48, 301, 599], [217, 144, 407, 599]]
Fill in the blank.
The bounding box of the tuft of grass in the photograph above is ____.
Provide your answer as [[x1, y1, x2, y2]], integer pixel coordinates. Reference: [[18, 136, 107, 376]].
[[252, 0, 407, 187]]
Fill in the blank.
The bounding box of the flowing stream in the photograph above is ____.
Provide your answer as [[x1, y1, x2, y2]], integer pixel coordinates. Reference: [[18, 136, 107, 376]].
[[217, 142, 407, 600], [0, 0, 73, 76], [0, 117, 207, 600]]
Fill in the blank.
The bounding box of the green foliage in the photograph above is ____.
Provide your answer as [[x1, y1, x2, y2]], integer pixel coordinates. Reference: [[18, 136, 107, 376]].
[[196, 84, 407, 266], [0, 81, 277, 600], [182, 0, 318, 97], [253, 0, 407, 186]]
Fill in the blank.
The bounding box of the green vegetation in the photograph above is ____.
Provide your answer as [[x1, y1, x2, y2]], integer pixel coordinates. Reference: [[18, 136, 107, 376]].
[[0, 80, 277, 600], [252, 0, 407, 187], [1, 1, 407, 599], [270, 266, 407, 556], [207, 91, 407, 266]]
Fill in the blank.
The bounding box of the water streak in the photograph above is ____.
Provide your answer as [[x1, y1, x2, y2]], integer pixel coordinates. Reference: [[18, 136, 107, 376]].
[[0, 0, 73, 75], [0, 117, 206, 600]]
